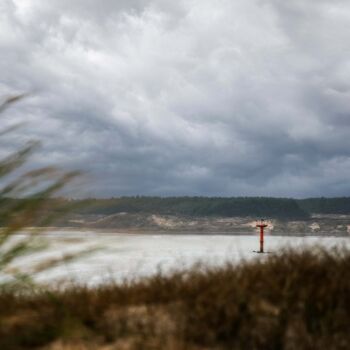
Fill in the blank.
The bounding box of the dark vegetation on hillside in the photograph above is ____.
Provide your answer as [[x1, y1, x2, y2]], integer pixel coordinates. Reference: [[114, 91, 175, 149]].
[[0, 197, 307, 222], [2, 197, 350, 224], [0, 248, 349, 349], [2, 196, 350, 223], [75, 197, 309, 219], [299, 197, 350, 215], [78, 196, 350, 218]]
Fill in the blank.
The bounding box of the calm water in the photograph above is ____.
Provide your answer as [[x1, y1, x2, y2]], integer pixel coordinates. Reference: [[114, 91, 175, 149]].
[[6, 231, 350, 286]]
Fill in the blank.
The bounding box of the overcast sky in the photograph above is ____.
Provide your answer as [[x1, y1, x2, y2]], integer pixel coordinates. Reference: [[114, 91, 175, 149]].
[[1, 0, 350, 198]]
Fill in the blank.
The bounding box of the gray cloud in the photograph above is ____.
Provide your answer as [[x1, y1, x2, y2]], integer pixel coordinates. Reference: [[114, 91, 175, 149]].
[[1, 0, 350, 197]]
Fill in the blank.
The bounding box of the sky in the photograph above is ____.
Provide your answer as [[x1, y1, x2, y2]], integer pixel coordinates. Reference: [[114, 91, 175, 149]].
[[1, 0, 350, 198]]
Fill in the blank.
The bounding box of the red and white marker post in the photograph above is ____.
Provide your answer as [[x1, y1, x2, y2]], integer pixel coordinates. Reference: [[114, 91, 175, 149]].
[[256, 219, 268, 253]]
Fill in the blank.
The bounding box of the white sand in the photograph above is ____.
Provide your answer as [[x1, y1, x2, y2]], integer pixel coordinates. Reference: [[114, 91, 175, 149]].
[[4, 231, 350, 286]]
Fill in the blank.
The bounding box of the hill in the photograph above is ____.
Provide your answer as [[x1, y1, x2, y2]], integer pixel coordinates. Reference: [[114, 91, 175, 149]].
[[65, 196, 310, 220]]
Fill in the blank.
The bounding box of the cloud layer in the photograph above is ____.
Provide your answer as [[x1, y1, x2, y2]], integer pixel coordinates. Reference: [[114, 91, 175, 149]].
[[1, 0, 350, 197]]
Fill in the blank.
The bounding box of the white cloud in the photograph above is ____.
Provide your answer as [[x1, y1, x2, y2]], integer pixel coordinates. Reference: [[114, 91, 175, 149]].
[[1, 0, 350, 197]]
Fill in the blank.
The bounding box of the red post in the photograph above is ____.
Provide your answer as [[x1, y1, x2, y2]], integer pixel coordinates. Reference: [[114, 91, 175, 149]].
[[256, 220, 268, 253]]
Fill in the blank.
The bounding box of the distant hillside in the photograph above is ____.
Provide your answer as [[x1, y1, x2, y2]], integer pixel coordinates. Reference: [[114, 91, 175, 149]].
[[298, 197, 350, 215], [3, 197, 350, 224], [70, 197, 309, 220]]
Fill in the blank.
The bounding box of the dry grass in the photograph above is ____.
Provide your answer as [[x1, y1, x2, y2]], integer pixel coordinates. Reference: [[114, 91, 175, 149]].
[[0, 248, 349, 349]]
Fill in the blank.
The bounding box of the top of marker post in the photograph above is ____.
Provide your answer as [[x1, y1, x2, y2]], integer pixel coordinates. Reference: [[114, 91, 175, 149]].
[[256, 219, 268, 228]]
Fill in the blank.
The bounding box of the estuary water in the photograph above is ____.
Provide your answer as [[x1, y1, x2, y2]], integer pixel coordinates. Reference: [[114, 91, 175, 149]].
[[6, 231, 350, 286]]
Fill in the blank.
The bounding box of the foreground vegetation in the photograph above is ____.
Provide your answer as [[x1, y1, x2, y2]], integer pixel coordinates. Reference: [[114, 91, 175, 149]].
[[0, 95, 81, 291], [0, 248, 349, 349]]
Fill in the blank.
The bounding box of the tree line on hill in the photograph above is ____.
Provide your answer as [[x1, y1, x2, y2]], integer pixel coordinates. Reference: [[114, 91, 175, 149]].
[[65, 196, 350, 220], [298, 197, 350, 215], [71, 196, 307, 220], [2, 196, 350, 222]]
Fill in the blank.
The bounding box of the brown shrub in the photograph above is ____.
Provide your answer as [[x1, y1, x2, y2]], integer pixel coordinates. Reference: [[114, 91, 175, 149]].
[[0, 248, 349, 349]]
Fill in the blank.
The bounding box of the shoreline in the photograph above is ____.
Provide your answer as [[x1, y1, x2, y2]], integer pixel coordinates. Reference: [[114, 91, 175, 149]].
[[4, 227, 350, 237]]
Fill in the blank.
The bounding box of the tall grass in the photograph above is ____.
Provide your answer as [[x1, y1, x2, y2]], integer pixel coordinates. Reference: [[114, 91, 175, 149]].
[[0, 95, 79, 291]]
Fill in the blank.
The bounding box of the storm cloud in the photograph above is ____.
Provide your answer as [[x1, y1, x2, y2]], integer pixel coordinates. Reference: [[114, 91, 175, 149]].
[[1, 0, 350, 197]]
